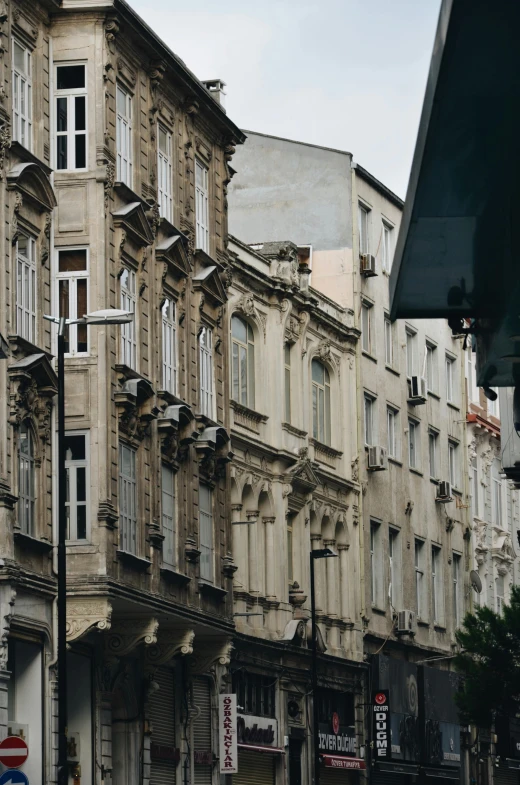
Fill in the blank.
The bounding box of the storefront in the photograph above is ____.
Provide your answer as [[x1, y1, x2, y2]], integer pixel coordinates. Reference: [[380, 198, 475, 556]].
[[422, 667, 461, 782], [318, 688, 366, 785], [496, 716, 520, 785], [149, 664, 178, 785]]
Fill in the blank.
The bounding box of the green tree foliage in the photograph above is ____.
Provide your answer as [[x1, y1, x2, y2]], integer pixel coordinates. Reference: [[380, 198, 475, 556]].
[[454, 585, 520, 727]]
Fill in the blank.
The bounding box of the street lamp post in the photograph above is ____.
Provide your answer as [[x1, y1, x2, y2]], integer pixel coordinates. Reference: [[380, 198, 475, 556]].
[[310, 547, 338, 785], [45, 309, 133, 785]]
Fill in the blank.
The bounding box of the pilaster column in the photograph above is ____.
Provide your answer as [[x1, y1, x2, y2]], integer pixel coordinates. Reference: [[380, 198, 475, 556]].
[[231, 504, 248, 592], [324, 539, 339, 618], [247, 510, 260, 594], [338, 544, 350, 620], [311, 534, 325, 613], [263, 517, 277, 600]]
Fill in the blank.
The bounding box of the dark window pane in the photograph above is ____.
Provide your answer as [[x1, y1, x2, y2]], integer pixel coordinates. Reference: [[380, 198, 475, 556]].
[[57, 65, 85, 90], [57, 135, 67, 170], [76, 467, 86, 501], [75, 96, 86, 130], [59, 250, 87, 273], [64, 434, 85, 461], [75, 134, 86, 169], [59, 280, 70, 351], [77, 506, 87, 540], [57, 97, 67, 132]]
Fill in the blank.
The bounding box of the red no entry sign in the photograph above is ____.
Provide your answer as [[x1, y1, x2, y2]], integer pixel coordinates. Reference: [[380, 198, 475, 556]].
[[0, 736, 29, 768]]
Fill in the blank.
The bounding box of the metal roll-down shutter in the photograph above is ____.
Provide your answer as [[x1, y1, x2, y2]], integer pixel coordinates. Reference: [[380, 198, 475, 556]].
[[149, 666, 176, 785], [233, 749, 276, 785]]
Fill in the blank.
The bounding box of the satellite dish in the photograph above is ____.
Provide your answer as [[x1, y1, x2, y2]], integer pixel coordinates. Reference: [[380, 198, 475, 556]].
[[470, 570, 482, 594]]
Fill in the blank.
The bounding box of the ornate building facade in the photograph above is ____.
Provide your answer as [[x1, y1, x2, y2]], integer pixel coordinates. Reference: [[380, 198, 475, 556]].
[[0, 0, 243, 783]]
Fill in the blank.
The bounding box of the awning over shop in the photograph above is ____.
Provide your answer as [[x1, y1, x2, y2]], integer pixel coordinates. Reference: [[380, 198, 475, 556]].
[[322, 755, 366, 770]]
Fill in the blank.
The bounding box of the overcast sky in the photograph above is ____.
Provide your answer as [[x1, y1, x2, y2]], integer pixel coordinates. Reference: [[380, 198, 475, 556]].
[[128, 0, 441, 198]]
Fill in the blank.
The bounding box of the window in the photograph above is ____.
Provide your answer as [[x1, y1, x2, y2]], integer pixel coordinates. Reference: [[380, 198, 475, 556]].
[[384, 317, 394, 366], [408, 419, 419, 469], [157, 125, 173, 221], [284, 344, 291, 423], [161, 298, 177, 394], [361, 302, 372, 354], [161, 464, 176, 568], [425, 342, 437, 393], [233, 672, 276, 718], [488, 389, 500, 419], [431, 545, 443, 624], [120, 268, 137, 369], [116, 84, 132, 186], [231, 315, 255, 408], [119, 443, 137, 554], [12, 39, 32, 149], [452, 553, 462, 628], [492, 466, 503, 527], [199, 326, 214, 418], [55, 63, 87, 170], [16, 233, 36, 343], [199, 484, 213, 582], [370, 521, 382, 606], [466, 346, 479, 405], [364, 395, 375, 447], [471, 456, 479, 517], [65, 433, 88, 541], [445, 355, 455, 403], [312, 360, 331, 445], [358, 203, 370, 256], [18, 423, 35, 535], [428, 429, 438, 479], [448, 440, 459, 489], [496, 575, 505, 615], [387, 407, 399, 459], [57, 249, 88, 355], [195, 160, 209, 253], [415, 539, 425, 619], [389, 528, 401, 609], [406, 328, 417, 378], [382, 222, 393, 272]]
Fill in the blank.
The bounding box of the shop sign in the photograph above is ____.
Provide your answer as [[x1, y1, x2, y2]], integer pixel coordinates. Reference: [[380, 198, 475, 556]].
[[237, 714, 278, 747], [323, 755, 366, 770], [219, 694, 238, 774], [372, 691, 390, 760], [425, 720, 460, 767], [318, 721, 357, 755], [151, 743, 180, 762]]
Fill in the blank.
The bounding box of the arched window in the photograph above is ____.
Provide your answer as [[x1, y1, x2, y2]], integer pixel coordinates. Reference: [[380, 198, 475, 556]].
[[231, 315, 255, 408], [312, 359, 331, 445], [18, 423, 35, 535]]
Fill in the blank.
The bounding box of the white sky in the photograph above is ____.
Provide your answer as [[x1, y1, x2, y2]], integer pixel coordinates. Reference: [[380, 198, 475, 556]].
[[128, 0, 441, 198]]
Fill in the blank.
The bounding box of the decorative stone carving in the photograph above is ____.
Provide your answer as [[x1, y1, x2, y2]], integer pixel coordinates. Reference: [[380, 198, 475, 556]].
[[107, 618, 159, 657], [149, 60, 166, 92], [189, 638, 233, 675], [104, 18, 120, 54], [144, 628, 195, 667], [289, 582, 308, 620], [104, 161, 115, 215], [0, 118, 10, 181], [0, 587, 16, 670], [66, 598, 113, 642], [115, 378, 158, 442], [8, 357, 58, 441], [473, 518, 488, 553]]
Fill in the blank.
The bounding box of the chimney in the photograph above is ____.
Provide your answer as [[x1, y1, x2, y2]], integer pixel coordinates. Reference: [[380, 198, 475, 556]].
[[202, 79, 227, 111]]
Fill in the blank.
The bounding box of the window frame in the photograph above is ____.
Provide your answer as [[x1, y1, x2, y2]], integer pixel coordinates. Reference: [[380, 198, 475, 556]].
[[157, 123, 173, 221], [361, 301, 372, 354], [55, 62, 88, 172], [431, 545, 444, 625], [312, 359, 332, 445], [445, 354, 455, 404], [119, 442, 137, 555], [466, 345, 479, 405], [428, 428, 438, 480], [16, 231, 37, 344], [199, 325, 215, 419], [56, 247, 89, 356], [161, 297, 177, 394], [12, 37, 32, 151], [65, 431, 90, 542], [425, 341, 438, 394], [116, 83, 133, 187], [120, 266, 137, 370], [199, 484, 214, 583], [471, 455, 480, 518], [381, 220, 393, 272], [161, 463, 176, 569], [364, 393, 375, 448], [492, 468, 503, 528], [387, 406, 399, 459], [448, 440, 459, 489], [370, 521, 382, 607], [415, 539, 426, 619], [231, 315, 255, 409], [495, 574, 505, 615], [452, 553, 462, 629], [384, 316, 394, 367], [408, 418, 419, 470], [358, 202, 370, 256], [389, 527, 401, 609], [18, 422, 36, 536], [195, 159, 209, 253], [406, 327, 417, 379]]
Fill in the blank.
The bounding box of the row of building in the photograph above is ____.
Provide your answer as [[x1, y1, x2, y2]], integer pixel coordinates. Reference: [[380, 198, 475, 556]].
[[0, 1, 517, 784]]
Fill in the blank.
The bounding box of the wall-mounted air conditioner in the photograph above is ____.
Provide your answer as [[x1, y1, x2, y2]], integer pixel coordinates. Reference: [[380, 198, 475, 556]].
[[396, 610, 416, 635], [360, 254, 377, 277], [408, 375, 427, 405], [436, 480, 453, 503], [368, 445, 388, 471]]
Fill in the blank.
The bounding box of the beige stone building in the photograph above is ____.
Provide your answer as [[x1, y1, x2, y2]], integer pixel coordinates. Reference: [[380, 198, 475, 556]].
[[226, 235, 366, 785], [0, 0, 243, 783]]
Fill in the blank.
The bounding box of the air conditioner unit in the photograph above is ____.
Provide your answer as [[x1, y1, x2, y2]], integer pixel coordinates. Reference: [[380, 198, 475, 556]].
[[368, 445, 388, 471], [396, 609, 416, 635], [436, 480, 453, 503], [360, 254, 377, 277], [407, 375, 427, 405]]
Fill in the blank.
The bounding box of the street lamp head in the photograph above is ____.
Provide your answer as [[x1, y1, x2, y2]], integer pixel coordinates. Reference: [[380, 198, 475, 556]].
[[82, 309, 134, 325], [311, 547, 338, 560]]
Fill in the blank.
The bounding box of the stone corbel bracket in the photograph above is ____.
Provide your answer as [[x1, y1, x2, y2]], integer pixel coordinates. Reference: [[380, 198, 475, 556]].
[[66, 598, 112, 643], [115, 377, 158, 441], [144, 628, 195, 668], [107, 617, 159, 658], [189, 637, 233, 677], [158, 403, 198, 463]]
